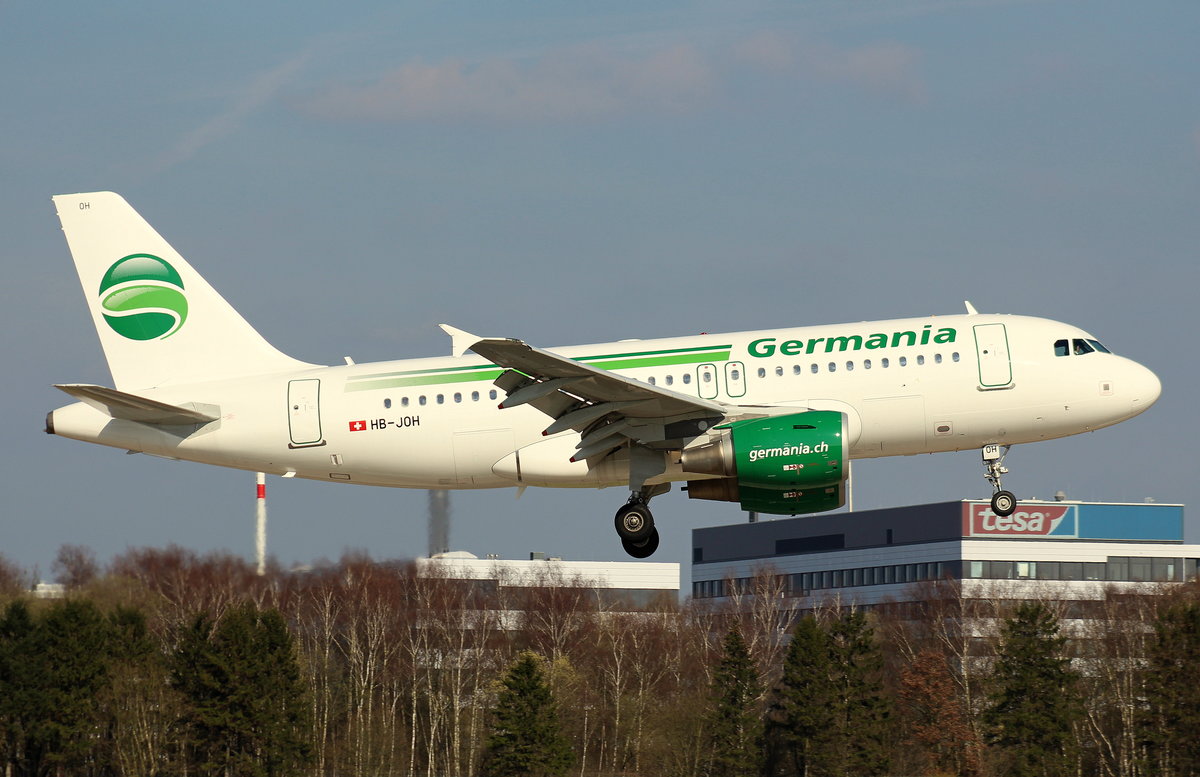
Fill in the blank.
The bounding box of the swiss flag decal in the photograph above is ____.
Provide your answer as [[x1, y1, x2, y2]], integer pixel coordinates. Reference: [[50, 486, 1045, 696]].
[[348, 420, 367, 432]]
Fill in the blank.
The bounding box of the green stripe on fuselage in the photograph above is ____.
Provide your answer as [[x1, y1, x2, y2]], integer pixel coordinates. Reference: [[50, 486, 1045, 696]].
[[343, 345, 733, 392]]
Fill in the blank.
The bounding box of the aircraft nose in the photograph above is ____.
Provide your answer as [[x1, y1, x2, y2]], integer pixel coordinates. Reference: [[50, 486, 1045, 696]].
[[1128, 362, 1162, 414]]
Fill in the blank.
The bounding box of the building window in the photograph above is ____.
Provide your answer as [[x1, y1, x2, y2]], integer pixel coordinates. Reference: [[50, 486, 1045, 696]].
[[1153, 558, 1180, 582]]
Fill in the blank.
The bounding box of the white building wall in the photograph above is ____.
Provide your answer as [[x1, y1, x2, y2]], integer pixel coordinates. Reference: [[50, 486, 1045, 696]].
[[418, 555, 679, 592]]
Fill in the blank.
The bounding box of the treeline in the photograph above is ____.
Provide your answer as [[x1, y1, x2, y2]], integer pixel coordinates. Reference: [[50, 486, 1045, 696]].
[[2, 546, 1200, 776]]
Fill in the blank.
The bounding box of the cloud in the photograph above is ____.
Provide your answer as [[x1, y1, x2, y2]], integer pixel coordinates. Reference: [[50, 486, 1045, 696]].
[[301, 33, 926, 124], [797, 41, 927, 103], [155, 50, 313, 172], [302, 42, 713, 123]]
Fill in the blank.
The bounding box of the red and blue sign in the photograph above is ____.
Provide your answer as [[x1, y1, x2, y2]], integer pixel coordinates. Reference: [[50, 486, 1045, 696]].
[[961, 501, 1183, 541]]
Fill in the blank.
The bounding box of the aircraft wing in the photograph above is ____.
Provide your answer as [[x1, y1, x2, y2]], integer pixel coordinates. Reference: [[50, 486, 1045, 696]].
[[441, 326, 732, 460]]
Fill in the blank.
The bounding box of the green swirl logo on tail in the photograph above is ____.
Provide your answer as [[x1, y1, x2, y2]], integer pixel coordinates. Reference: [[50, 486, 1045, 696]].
[[98, 254, 188, 340]]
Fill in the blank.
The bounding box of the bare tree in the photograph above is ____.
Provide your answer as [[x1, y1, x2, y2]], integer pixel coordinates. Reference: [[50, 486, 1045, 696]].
[[53, 544, 98, 589]]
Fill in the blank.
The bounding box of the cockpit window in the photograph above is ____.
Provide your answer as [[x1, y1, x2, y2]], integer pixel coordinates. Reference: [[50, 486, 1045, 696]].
[[1056, 338, 1114, 357]]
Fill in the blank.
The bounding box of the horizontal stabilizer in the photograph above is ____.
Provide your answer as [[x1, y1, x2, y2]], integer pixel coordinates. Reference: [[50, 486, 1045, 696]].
[[54, 384, 219, 425]]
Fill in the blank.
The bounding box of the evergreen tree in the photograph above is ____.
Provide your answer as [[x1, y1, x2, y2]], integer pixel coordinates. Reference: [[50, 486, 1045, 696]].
[[707, 626, 763, 777], [826, 609, 890, 776], [0, 599, 112, 776], [763, 616, 837, 777], [483, 651, 574, 777], [1142, 601, 1200, 776], [764, 612, 890, 777], [173, 602, 312, 777], [0, 600, 36, 774], [984, 601, 1079, 777]]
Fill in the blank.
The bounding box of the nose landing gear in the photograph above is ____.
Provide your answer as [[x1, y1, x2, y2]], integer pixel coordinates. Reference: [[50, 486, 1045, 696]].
[[982, 444, 1016, 516]]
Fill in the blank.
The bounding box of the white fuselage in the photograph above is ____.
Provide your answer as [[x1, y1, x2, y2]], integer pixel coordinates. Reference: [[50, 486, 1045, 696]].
[[47, 313, 1161, 491]]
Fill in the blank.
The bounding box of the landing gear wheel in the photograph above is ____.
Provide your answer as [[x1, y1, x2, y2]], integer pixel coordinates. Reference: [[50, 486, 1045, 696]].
[[622, 528, 660, 559], [615, 502, 655, 543], [991, 490, 1016, 517]]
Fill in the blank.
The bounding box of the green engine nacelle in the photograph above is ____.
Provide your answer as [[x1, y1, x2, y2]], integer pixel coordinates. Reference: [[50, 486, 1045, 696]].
[[681, 410, 848, 516]]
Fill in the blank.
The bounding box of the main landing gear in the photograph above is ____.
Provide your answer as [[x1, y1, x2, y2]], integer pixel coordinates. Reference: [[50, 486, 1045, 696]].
[[614, 485, 667, 559], [982, 444, 1016, 517]]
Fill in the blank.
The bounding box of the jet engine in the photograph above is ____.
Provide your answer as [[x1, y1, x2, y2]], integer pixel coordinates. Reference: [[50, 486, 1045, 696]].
[[681, 410, 847, 515]]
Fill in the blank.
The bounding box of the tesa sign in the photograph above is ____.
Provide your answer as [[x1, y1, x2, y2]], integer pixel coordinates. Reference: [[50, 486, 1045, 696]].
[[964, 503, 1076, 538]]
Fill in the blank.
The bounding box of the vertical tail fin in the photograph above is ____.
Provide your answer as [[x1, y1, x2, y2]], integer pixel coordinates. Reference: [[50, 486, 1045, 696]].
[[53, 192, 317, 390]]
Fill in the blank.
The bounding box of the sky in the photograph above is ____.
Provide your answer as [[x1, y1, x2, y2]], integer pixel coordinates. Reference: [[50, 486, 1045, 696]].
[[3, 0, 1198, 582]]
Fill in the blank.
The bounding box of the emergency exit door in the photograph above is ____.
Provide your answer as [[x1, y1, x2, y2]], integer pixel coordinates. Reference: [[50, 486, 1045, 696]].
[[288, 379, 325, 447], [973, 324, 1013, 389]]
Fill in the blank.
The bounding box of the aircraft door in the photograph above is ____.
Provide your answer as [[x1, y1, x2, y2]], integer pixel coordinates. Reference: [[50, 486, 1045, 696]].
[[724, 361, 747, 398], [973, 324, 1013, 389], [287, 379, 325, 447], [697, 364, 719, 400]]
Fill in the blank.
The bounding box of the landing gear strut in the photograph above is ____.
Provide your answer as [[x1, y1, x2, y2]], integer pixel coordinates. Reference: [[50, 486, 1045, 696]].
[[614, 485, 666, 559], [982, 444, 1016, 517]]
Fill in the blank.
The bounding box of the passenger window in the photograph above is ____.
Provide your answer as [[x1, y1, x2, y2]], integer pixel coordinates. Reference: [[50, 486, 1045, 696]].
[[952, 352, 960, 362], [775, 366, 783, 377], [683, 374, 692, 385], [794, 365, 803, 375], [828, 362, 837, 372], [934, 353, 943, 364], [489, 389, 498, 400], [1055, 339, 1069, 357], [471, 391, 480, 401], [731, 369, 741, 381], [437, 394, 445, 404], [648, 376, 657, 386], [756, 368, 765, 378], [384, 398, 392, 409], [453, 392, 462, 403], [419, 396, 427, 406], [665, 375, 674, 386], [702, 371, 712, 383], [845, 361, 854, 371], [899, 357, 908, 367], [864, 359, 872, 369], [881, 358, 890, 368], [401, 397, 410, 408], [810, 364, 818, 374], [917, 355, 925, 366]]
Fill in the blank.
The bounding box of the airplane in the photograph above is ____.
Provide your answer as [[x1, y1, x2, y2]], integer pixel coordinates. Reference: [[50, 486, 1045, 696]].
[[45, 192, 1162, 558]]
